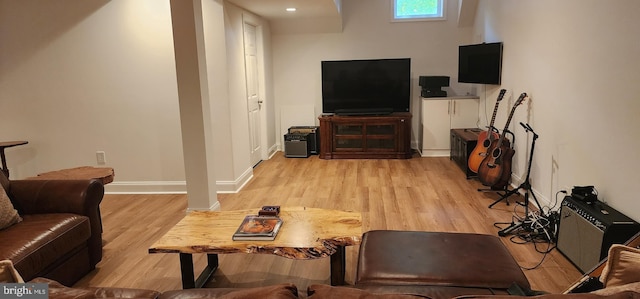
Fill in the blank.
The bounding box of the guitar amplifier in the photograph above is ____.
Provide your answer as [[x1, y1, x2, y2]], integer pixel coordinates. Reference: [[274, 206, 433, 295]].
[[288, 126, 319, 154], [284, 133, 311, 158], [557, 196, 640, 273]]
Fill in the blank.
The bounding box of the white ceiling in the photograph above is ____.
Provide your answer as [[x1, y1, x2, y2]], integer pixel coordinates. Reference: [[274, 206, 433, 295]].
[[226, 0, 341, 21], [225, 1, 478, 34]]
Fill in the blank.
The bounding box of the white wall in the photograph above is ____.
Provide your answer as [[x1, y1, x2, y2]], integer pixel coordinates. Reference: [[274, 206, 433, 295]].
[[0, 1, 185, 191], [473, 0, 640, 220], [272, 0, 474, 149], [0, 0, 272, 196]]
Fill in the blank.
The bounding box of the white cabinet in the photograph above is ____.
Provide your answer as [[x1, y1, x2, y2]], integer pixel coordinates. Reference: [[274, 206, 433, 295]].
[[421, 96, 479, 157]]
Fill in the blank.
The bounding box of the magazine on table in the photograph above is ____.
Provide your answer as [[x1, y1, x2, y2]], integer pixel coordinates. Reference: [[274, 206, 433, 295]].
[[232, 215, 283, 241]]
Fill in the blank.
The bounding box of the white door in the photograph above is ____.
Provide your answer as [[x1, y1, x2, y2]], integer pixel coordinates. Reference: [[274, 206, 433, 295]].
[[243, 23, 262, 166]]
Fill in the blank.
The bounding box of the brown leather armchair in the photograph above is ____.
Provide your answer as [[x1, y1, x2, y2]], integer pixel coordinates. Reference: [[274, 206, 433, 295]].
[[0, 171, 104, 286]]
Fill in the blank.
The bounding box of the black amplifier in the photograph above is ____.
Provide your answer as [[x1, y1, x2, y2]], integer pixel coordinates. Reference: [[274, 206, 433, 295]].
[[557, 196, 640, 273], [288, 126, 319, 154], [284, 133, 311, 158]]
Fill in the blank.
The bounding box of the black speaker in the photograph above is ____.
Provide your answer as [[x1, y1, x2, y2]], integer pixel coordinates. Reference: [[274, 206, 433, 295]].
[[557, 196, 640, 273], [419, 76, 450, 97]]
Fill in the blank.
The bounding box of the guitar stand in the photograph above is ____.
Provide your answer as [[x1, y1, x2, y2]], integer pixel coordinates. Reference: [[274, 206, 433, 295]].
[[495, 123, 544, 237], [485, 187, 515, 207]]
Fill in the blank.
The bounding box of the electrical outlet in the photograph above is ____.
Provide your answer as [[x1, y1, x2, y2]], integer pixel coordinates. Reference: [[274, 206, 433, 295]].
[[96, 151, 106, 165]]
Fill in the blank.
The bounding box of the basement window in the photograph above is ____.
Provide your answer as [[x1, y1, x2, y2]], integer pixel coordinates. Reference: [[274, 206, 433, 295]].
[[392, 0, 445, 22]]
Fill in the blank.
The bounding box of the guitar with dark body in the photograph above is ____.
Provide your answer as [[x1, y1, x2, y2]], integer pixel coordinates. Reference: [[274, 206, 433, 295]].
[[477, 93, 527, 187], [468, 89, 506, 173]]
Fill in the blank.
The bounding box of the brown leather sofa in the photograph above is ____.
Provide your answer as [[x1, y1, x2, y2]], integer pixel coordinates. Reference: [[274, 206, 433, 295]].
[[32, 278, 162, 299], [0, 171, 104, 286], [37, 282, 640, 299]]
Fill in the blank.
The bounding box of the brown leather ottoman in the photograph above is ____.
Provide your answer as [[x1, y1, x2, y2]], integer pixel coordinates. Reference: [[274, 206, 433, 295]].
[[355, 230, 530, 295]]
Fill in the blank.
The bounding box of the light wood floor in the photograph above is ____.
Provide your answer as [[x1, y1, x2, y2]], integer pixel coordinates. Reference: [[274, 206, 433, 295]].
[[74, 152, 582, 293]]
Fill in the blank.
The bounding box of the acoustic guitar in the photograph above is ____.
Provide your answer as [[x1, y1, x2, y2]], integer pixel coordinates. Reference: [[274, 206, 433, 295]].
[[477, 92, 528, 187], [467, 89, 507, 173]]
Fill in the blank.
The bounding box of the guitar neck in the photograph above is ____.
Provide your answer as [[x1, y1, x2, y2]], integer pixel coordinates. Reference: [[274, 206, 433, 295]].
[[487, 89, 506, 140], [488, 105, 499, 130], [497, 109, 516, 144], [497, 93, 527, 145]]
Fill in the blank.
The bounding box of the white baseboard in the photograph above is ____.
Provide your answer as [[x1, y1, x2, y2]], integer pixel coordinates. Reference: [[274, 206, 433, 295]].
[[421, 149, 450, 157], [188, 200, 221, 212], [105, 166, 254, 194], [105, 181, 187, 194], [216, 167, 254, 194], [267, 143, 279, 159]]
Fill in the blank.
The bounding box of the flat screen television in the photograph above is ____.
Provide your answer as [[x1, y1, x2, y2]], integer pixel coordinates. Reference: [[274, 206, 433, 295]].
[[321, 58, 411, 115], [458, 42, 503, 85]]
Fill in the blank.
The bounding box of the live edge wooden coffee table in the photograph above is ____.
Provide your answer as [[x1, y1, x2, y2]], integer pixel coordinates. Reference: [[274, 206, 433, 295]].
[[148, 207, 362, 289]]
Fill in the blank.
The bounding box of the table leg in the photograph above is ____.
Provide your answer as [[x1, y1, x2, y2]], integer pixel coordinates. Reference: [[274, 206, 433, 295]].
[[179, 253, 219, 289], [0, 149, 9, 178], [0, 141, 28, 178], [330, 246, 346, 285]]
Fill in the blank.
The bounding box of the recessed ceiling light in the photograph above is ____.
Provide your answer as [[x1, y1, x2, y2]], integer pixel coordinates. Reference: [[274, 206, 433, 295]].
[[286, 7, 297, 12]]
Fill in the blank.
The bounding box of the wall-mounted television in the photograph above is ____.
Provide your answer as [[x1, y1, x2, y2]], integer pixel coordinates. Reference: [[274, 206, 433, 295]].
[[321, 58, 411, 115], [458, 42, 503, 85]]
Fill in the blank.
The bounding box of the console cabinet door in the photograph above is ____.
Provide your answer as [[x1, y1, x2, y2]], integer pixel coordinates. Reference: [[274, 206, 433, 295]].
[[422, 98, 479, 157], [365, 123, 397, 151], [451, 99, 480, 128], [334, 123, 364, 150], [422, 99, 451, 156]]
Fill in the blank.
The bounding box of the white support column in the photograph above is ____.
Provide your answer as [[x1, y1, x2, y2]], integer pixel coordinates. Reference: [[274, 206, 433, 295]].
[[169, 0, 219, 210]]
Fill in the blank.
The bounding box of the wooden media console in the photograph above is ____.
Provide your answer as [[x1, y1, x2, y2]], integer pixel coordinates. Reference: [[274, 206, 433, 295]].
[[318, 113, 412, 159]]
